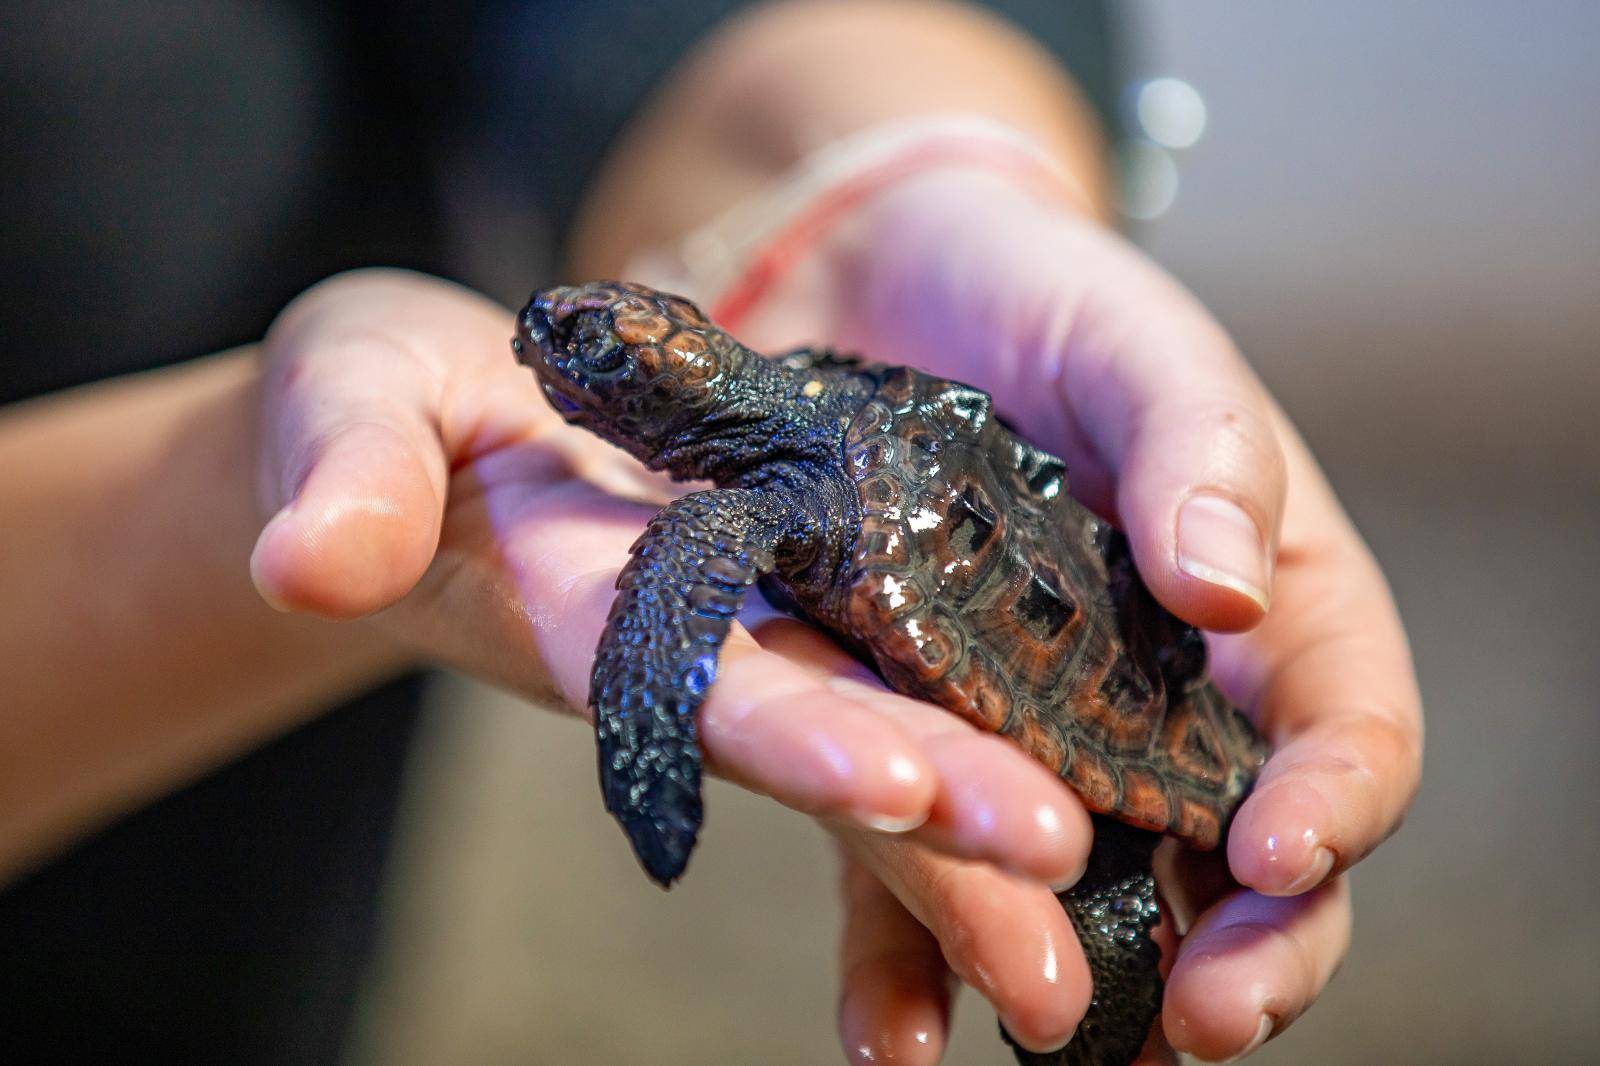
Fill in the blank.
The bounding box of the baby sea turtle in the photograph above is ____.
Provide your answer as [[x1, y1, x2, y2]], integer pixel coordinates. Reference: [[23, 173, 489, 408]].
[[514, 281, 1268, 1066]]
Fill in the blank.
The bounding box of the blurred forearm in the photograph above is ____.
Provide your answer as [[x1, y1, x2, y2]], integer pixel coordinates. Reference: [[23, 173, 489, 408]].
[[568, 0, 1112, 276], [0, 354, 405, 882]]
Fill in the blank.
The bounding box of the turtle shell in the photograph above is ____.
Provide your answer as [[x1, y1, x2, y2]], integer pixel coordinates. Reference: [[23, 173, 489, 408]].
[[839, 366, 1264, 848]]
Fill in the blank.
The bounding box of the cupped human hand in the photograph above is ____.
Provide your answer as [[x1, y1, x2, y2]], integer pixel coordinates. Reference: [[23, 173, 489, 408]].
[[723, 170, 1422, 1063], [247, 267, 1095, 894]]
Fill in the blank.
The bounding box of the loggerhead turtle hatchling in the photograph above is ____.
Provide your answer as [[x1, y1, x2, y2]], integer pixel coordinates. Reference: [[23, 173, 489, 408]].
[[514, 281, 1268, 1066]]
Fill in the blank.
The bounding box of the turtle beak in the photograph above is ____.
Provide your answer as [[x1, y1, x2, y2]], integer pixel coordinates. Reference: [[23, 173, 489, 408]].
[[541, 378, 584, 419], [515, 290, 590, 425], [516, 283, 651, 436], [514, 288, 566, 369]]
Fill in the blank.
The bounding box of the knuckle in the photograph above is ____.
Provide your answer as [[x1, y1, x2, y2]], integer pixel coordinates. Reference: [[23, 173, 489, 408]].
[[298, 266, 428, 308], [1124, 391, 1288, 529], [1203, 916, 1316, 1000], [1363, 712, 1424, 780], [925, 865, 991, 982], [1305, 710, 1423, 801], [265, 270, 446, 378], [1187, 396, 1286, 486], [267, 270, 394, 344]]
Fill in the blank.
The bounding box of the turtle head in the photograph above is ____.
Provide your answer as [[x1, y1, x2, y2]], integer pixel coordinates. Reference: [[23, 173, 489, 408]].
[[515, 282, 746, 468]]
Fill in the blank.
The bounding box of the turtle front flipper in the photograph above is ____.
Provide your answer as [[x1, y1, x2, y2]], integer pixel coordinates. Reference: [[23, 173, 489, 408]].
[[592, 488, 804, 886]]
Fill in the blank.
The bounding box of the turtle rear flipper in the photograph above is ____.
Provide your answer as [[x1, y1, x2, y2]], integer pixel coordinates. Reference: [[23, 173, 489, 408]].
[[1005, 818, 1164, 1066], [591, 488, 802, 886]]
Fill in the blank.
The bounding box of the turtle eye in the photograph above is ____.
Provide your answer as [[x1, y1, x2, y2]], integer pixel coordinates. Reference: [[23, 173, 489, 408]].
[[566, 312, 628, 375], [580, 341, 626, 373]]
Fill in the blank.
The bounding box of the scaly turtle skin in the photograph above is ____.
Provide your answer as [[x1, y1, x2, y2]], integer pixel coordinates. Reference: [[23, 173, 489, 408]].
[[514, 281, 1268, 1066]]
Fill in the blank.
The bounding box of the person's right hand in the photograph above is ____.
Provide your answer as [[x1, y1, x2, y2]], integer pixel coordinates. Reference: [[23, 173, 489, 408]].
[[707, 165, 1422, 1063], [248, 266, 1093, 894]]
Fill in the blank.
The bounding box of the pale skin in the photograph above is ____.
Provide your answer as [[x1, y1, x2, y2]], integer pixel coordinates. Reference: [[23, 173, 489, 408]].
[[0, 2, 1420, 1063]]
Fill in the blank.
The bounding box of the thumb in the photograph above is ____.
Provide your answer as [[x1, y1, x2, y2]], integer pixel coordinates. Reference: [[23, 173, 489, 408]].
[[1064, 272, 1286, 633], [250, 270, 457, 619], [807, 172, 1285, 633]]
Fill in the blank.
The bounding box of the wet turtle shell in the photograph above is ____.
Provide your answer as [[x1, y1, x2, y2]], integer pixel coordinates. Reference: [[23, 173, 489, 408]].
[[838, 365, 1262, 849]]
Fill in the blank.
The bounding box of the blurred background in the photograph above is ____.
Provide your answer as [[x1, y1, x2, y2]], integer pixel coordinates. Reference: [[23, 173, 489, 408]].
[[344, 3, 1600, 1065]]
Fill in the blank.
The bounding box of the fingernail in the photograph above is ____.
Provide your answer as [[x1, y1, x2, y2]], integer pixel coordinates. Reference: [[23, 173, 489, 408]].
[[1279, 845, 1335, 896], [858, 809, 929, 834], [853, 753, 931, 833], [1004, 1021, 1074, 1055], [1219, 1013, 1274, 1062], [1038, 802, 1088, 891], [249, 505, 297, 612], [1048, 866, 1086, 894], [1177, 494, 1270, 610], [885, 753, 923, 788]]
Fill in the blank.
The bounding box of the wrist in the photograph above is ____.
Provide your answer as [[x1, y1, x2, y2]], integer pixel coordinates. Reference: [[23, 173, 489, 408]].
[[627, 115, 1105, 340], [818, 163, 1101, 295], [0, 353, 413, 877]]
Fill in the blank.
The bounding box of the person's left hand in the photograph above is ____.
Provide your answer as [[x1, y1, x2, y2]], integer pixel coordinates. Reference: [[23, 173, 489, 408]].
[[249, 266, 1095, 914]]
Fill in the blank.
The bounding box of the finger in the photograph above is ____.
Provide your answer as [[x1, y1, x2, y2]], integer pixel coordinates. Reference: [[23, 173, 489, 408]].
[[837, 854, 953, 1065], [1225, 629, 1423, 895], [1217, 434, 1424, 896], [707, 639, 940, 831], [252, 269, 506, 618], [1056, 263, 1287, 632], [1162, 879, 1350, 1062], [1154, 839, 1234, 937], [839, 830, 1088, 1054], [753, 616, 1092, 888], [819, 196, 1287, 633], [1134, 1026, 1181, 1066]]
